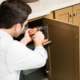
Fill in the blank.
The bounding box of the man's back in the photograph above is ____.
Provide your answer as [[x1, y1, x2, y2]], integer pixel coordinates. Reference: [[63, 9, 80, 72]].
[[0, 30, 47, 80], [0, 30, 19, 80], [0, 0, 48, 80]]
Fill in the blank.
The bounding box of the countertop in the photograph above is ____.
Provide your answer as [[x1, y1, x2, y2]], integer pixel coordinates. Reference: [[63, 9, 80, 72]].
[[28, 0, 80, 20], [0, 0, 79, 20]]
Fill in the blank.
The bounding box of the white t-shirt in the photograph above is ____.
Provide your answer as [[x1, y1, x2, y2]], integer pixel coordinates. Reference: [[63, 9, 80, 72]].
[[0, 30, 48, 80]]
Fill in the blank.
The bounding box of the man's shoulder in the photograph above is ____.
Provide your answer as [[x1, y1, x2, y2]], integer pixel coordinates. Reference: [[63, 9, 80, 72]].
[[9, 40, 26, 49]]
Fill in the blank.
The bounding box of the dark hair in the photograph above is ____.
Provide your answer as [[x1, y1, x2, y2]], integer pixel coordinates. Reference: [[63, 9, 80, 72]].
[[0, 0, 32, 29]]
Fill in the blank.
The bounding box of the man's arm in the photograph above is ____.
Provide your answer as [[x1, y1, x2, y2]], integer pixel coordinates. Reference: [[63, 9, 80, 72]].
[[6, 40, 48, 72]]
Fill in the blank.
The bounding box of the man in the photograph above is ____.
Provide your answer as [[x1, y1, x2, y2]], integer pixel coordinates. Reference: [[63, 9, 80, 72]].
[[0, 0, 48, 80]]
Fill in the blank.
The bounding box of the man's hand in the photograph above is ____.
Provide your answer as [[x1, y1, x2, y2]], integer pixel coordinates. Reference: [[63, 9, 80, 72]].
[[32, 31, 45, 47], [20, 29, 32, 45]]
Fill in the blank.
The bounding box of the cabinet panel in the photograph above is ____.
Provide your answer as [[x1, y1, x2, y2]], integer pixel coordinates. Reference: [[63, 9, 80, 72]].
[[73, 4, 80, 26], [54, 7, 72, 23], [54, 4, 80, 27], [43, 18, 79, 80], [44, 12, 54, 19]]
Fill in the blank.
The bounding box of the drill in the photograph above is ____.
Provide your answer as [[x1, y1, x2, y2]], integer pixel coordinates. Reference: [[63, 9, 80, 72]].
[[28, 26, 51, 47]]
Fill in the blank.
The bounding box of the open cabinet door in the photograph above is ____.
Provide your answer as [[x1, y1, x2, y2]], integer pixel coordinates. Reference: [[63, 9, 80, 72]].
[[42, 18, 79, 80]]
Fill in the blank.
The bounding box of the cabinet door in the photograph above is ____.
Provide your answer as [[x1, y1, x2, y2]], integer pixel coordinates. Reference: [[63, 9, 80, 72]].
[[43, 18, 79, 80], [54, 7, 72, 23], [44, 12, 54, 19], [73, 4, 80, 26]]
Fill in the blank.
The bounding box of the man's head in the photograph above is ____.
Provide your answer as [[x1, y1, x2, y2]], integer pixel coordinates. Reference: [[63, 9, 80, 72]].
[[0, 0, 32, 37]]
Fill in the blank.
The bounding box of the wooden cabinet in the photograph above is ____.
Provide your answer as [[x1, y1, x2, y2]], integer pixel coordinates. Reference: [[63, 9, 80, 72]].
[[22, 5, 80, 80], [54, 7, 73, 23], [51, 4, 80, 80], [54, 4, 80, 26], [44, 12, 54, 19], [22, 16, 80, 80], [42, 18, 79, 80], [44, 4, 80, 80], [73, 4, 80, 26]]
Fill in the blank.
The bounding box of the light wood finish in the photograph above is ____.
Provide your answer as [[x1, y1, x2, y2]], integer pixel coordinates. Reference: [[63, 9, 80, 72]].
[[44, 12, 54, 19], [73, 4, 80, 26], [43, 18, 79, 80], [54, 4, 80, 26], [54, 7, 73, 23]]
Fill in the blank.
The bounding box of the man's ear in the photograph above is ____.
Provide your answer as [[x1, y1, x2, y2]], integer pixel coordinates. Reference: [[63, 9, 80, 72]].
[[15, 23, 21, 32]]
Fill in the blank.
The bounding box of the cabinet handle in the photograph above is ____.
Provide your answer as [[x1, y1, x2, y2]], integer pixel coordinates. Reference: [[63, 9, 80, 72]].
[[73, 12, 77, 16], [70, 13, 73, 17]]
